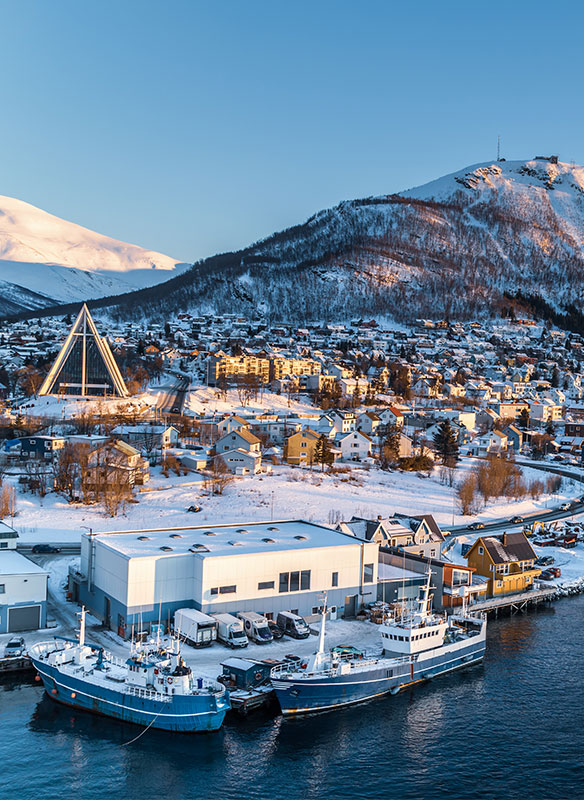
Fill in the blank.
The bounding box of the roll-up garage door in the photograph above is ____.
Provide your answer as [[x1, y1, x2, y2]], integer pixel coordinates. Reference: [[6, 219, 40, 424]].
[[8, 605, 40, 631]]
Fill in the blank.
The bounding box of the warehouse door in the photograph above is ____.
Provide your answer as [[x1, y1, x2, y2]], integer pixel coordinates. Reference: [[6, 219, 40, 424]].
[[343, 595, 357, 618], [8, 605, 40, 632]]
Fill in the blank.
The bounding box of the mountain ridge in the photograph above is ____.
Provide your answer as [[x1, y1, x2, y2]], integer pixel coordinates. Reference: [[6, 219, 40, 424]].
[[5, 156, 584, 324]]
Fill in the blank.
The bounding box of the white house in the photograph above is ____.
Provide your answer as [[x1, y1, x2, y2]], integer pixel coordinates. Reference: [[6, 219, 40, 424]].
[[215, 429, 261, 455], [336, 430, 372, 461], [216, 448, 262, 475]]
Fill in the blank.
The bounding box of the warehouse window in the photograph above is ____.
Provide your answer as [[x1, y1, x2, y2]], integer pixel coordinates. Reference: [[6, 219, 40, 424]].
[[279, 572, 289, 593], [332, 571, 338, 587], [258, 581, 274, 590], [363, 563, 374, 583], [210, 587, 218, 595], [290, 571, 300, 592], [0, 584, 4, 593], [301, 570, 311, 590], [219, 585, 236, 594]]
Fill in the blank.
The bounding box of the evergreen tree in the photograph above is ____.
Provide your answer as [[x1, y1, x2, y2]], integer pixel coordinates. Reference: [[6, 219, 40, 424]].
[[518, 408, 530, 430], [545, 419, 555, 437], [433, 420, 459, 466], [314, 434, 334, 472]]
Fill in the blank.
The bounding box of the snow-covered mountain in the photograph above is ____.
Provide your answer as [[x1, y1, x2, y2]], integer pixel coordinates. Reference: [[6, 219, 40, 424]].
[[0, 195, 188, 313], [96, 155, 584, 324], [8, 156, 584, 324]]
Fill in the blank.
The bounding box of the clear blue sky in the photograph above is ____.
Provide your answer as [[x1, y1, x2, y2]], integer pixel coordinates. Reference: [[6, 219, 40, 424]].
[[1, 0, 582, 263]]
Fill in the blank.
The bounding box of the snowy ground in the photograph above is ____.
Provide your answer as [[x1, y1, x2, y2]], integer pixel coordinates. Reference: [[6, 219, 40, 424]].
[[16, 390, 160, 419], [183, 385, 318, 416], [11, 458, 583, 545]]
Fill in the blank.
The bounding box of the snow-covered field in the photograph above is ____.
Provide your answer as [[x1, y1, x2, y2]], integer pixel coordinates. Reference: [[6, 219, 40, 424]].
[[183, 385, 318, 416], [17, 390, 160, 419], [11, 458, 583, 544]]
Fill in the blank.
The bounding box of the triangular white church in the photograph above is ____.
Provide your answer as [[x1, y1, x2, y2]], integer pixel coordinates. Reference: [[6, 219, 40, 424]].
[[39, 304, 129, 398]]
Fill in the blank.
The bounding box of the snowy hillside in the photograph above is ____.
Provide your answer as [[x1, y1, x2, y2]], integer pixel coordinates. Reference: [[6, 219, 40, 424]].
[[8, 156, 584, 324], [0, 195, 189, 313], [98, 155, 584, 324]]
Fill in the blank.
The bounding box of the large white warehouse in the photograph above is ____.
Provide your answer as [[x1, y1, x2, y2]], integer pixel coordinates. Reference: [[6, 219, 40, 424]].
[[73, 520, 379, 638]]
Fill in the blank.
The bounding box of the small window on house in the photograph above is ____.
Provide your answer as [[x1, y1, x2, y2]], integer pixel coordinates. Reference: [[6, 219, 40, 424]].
[[332, 571, 339, 587], [0, 542, 7, 549], [478, 546, 484, 555]]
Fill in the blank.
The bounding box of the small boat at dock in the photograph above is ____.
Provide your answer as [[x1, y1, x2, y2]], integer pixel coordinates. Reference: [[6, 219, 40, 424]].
[[29, 608, 230, 732]]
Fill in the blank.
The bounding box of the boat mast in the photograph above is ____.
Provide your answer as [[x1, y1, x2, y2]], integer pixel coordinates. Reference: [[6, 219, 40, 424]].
[[309, 593, 328, 671], [78, 606, 86, 647]]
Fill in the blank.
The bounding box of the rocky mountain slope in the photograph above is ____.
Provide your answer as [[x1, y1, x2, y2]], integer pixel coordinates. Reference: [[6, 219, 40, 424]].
[[0, 195, 188, 314], [7, 156, 584, 324]]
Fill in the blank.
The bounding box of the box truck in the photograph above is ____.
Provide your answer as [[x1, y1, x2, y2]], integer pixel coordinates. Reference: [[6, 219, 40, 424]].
[[174, 608, 217, 647], [211, 613, 248, 648], [236, 611, 273, 644]]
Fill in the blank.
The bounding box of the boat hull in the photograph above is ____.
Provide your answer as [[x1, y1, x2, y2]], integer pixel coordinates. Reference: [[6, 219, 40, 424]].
[[31, 657, 229, 732], [272, 638, 485, 715]]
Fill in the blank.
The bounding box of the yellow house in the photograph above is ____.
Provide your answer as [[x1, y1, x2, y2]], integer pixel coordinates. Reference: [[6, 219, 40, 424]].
[[465, 532, 540, 597], [283, 428, 322, 466]]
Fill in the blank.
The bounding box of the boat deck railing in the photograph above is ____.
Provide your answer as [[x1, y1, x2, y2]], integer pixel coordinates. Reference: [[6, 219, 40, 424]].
[[125, 685, 172, 702], [270, 654, 415, 680]]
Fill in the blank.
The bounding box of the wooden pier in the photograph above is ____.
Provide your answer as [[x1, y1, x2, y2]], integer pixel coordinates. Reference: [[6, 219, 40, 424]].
[[0, 656, 33, 675], [469, 587, 557, 617]]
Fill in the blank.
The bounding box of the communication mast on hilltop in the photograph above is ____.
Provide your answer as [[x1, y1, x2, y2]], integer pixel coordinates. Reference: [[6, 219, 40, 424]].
[[497, 135, 501, 162]]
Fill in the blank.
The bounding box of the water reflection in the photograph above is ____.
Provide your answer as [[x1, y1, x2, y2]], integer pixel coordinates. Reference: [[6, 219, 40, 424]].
[[6, 598, 582, 800]]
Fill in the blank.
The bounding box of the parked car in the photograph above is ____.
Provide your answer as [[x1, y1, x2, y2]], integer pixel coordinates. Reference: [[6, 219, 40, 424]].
[[548, 567, 562, 578], [539, 569, 556, 581], [187, 505, 202, 513], [3, 637, 25, 658], [267, 620, 284, 640], [469, 522, 485, 530], [31, 544, 61, 554], [536, 555, 555, 567], [559, 503, 571, 511], [510, 515, 524, 524]]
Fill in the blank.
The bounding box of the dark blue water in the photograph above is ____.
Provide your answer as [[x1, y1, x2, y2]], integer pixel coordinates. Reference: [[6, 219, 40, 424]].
[[2, 597, 583, 800]]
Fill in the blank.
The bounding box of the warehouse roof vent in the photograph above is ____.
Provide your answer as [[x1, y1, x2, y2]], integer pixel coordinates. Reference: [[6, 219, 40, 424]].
[[236, 528, 249, 534], [204, 531, 216, 536], [262, 537, 276, 544], [294, 535, 308, 541], [189, 544, 209, 553], [137, 535, 151, 541], [267, 526, 279, 531], [228, 540, 244, 546], [169, 534, 183, 539], [159, 546, 173, 551]]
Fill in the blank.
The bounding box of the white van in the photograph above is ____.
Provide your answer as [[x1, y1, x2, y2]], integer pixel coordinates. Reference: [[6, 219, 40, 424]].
[[236, 611, 273, 644], [174, 608, 217, 647], [276, 611, 310, 639], [211, 613, 248, 648]]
